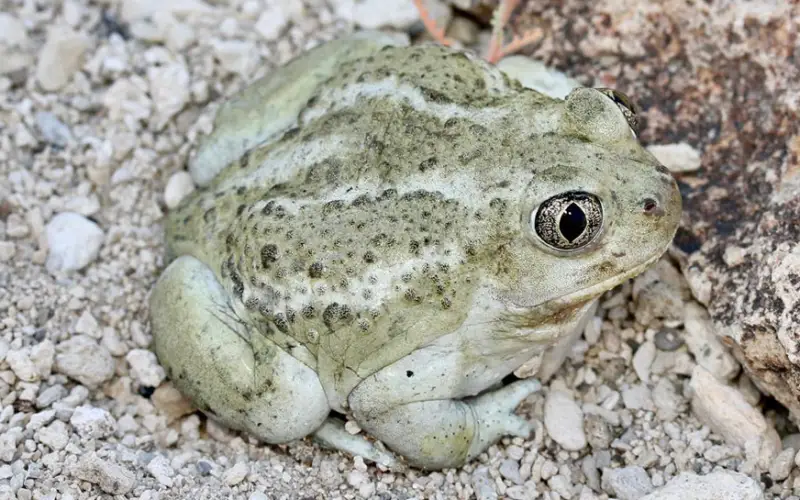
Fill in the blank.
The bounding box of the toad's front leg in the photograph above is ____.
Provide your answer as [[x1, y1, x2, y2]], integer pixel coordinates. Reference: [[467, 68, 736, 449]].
[[348, 347, 541, 470]]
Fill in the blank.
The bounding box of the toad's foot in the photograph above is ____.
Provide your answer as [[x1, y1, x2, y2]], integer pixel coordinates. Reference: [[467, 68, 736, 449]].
[[314, 418, 405, 472], [464, 378, 541, 457], [350, 377, 541, 470]]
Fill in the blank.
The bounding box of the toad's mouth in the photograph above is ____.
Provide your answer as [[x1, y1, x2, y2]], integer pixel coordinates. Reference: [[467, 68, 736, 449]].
[[553, 251, 662, 307], [508, 251, 664, 323]]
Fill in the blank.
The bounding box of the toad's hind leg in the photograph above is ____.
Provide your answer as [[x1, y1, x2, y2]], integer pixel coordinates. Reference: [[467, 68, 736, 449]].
[[149, 255, 329, 443]]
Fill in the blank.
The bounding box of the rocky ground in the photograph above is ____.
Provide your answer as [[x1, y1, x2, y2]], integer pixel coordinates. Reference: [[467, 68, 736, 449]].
[[0, 0, 797, 499]]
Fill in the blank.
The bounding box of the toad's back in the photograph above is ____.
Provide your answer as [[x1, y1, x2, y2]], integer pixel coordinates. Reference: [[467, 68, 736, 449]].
[[165, 44, 563, 381]]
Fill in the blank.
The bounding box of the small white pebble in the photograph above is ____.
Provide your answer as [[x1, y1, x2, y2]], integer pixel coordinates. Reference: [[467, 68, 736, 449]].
[[126, 349, 166, 387], [55, 335, 115, 388], [337, 0, 423, 30], [358, 482, 376, 498], [74, 310, 100, 338], [602, 466, 653, 500], [770, 447, 795, 481], [499, 459, 523, 485], [621, 383, 654, 411], [548, 474, 573, 498], [26, 409, 55, 430], [45, 212, 104, 273], [540, 460, 558, 481], [345, 419, 362, 435], [0, 241, 16, 262], [690, 365, 780, 466], [223, 462, 249, 486], [254, 4, 290, 41], [6, 213, 30, 238], [544, 390, 586, 451], [36, 26, 89, 91], [35, 111, 73, 146], [147, 61, 190, 129], [347, 469, 368, 488], [164, 171, 196, 209], [146, 455, 175, 487], [471, 466, 497, 500], [646, 142, 702, 173], [29, 339, 55, 378], [6, 349, 39, 382], [36, 420, 69, 451], [632, 341, 656, 383], [0, 13, 27, 46], [70, 405, 117, 439], [0, 429, 21, 462], [506, 445, 525, 461]]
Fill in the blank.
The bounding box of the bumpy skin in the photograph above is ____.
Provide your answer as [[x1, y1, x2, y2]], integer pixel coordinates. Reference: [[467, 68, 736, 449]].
[[150, 32, 681, 470]]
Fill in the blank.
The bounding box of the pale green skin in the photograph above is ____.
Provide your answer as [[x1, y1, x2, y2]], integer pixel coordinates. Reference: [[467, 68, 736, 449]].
[[150, 32, 681, 470]]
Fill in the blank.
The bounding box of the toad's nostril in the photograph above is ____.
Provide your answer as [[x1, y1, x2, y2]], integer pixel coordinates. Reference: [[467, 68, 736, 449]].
[[643, 198, 660, 215]]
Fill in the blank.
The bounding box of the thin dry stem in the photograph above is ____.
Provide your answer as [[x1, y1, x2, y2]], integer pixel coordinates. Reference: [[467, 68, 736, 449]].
[[487, 28, 544, 64], [412, 0, 454, 47], [485, 0, 541, 64]]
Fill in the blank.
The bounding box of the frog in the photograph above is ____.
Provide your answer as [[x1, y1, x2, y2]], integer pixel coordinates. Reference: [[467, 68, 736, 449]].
[[149, 30, 682, 471]]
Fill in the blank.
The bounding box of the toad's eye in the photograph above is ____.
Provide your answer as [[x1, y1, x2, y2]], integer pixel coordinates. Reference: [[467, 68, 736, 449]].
[[597, 88, 639, 134], [533, 191, 604, 251]]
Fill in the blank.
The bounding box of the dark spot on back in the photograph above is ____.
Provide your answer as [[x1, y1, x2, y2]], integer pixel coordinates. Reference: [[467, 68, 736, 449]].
[[261, 244, 279, 268], [308, 262, 324, 278], [419, 157, 437, 172], [240, 149, 251, 168]]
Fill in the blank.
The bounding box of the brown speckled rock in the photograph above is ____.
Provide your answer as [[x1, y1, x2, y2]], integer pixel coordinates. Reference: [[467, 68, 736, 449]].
[[449, 0, 800, 419]]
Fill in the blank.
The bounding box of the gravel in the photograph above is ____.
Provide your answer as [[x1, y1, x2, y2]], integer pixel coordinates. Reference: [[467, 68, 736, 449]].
[[0, 0, 792, 498]]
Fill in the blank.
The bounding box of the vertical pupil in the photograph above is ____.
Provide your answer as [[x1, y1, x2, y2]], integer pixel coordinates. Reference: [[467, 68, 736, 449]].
[[559, 203, 587, 242]]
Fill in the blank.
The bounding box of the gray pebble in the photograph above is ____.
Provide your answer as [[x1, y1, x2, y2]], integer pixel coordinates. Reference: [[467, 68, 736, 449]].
[[36, 385, 67, 409], [584, 413, 614, 450], [471, 466, 498, 500], [196, 460, 213, 475], [72, 453, 135, 495], [54, 335, 114, 388], [769, 447, 794, 481], [35, 111, 73, 147], [654, 329, 684, 351], [499, 459, 523, 485], [602, 466, 654, 500]]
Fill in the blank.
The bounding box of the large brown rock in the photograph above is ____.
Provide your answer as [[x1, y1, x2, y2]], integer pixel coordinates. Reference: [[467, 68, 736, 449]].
[[448, 0, 800, 418]]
